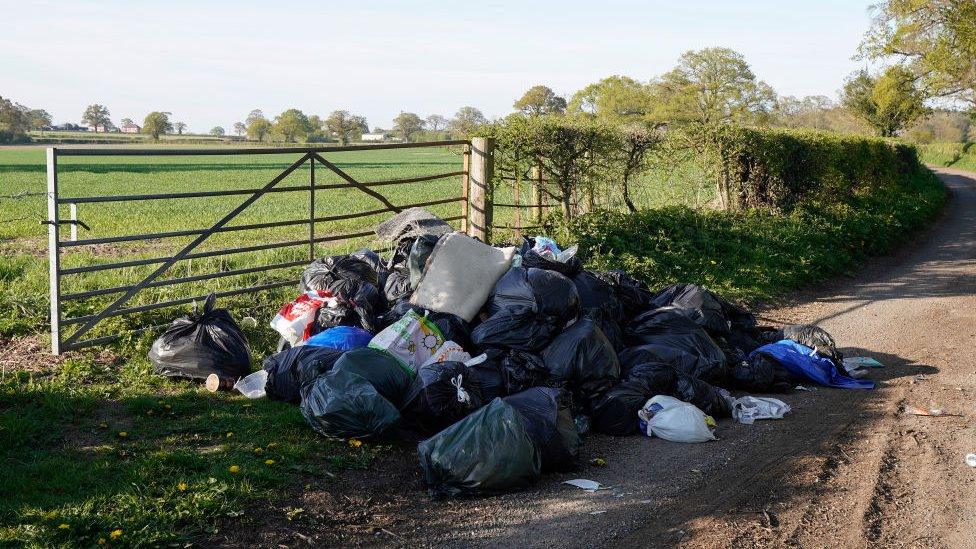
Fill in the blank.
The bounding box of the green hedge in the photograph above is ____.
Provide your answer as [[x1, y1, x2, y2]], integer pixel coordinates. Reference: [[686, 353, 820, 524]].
[[563, 167, 946, 302], [713, 126, 920, 211]]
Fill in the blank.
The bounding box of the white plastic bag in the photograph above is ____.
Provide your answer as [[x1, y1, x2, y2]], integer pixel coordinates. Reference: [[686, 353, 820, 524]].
[[421, 340, 471, 367], [638, 395, 717, 443], [731, 396, 791, 424], [270, 290, 337, 346], [368, 309, 445, 373]]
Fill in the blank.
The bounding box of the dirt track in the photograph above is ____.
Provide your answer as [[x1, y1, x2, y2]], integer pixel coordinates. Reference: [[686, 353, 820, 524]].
[[223, 168, 976, 548]]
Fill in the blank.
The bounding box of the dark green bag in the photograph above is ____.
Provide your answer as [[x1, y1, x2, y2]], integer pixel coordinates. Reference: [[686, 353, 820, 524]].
[[300, 369, 400, 439], [418, 398, 541, 496]]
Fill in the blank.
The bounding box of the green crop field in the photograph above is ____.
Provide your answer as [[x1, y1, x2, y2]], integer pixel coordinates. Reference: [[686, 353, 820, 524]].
[[0, 143, 704, 346]]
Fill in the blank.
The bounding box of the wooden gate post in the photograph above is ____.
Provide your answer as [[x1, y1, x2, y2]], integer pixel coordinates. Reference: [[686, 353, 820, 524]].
[[467, 137, 494, 242]]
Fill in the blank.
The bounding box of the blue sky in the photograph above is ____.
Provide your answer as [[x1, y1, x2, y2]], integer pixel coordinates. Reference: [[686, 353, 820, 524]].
[[2, 0, 877, 132]]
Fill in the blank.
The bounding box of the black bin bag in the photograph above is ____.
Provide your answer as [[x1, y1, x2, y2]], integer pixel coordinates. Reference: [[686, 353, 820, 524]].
[[383, 269, 412, 305], [149, 294, 251, 381], [730, 352, 794, 393], [593, 270, 654, 321], [484, 348, 548, 395], [300, 255, 378, 296], [541, 317, 620, 409], [625, 307, 728, 385], [592, 365, 677, 435], [331, 348, 415, 409], [504, 387, 580, 471], [472, 268, 580, 352], [301, 369, 400, 440], [350, 248, 388, 290], [418, 398, 541, 496], [518, 236, 583, 276], [675, 372, 731, 418], [404, 361, 485, 433], [262, 346, 345, 404]]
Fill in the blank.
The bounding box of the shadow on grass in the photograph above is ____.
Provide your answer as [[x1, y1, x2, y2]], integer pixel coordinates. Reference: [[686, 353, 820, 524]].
[[0, 374, 369, 547]]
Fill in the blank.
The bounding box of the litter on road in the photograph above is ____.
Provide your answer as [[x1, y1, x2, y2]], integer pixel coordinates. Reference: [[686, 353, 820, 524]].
[[148, 209, 883, 496]]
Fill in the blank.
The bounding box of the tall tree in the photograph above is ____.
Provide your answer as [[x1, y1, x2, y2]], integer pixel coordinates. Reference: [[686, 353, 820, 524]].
[[609, 122, 664, 212], [513, 85, 568, 116], [233, 122, 247, 136], [449, 106, 486, 136], [861, 0, 976, 111], [842, 67, 927, 137], [273, 108, 312, 142], [82, 104, 111, 132], [392, 111, 424, 142], [141, 111, 173, 139], [247, 117, 272, 142], [245, 109, 265, 126], [210, 126, 226, 137], [567, 75, 654, 123], [651, 47, 776, 127], [0, 96, 30, 142], [425, 114, 449, 131], [325, 110, 369, 145], [174, 121, 187, 135], [120, 117, 134, 127], [27, 109, 52, 131]]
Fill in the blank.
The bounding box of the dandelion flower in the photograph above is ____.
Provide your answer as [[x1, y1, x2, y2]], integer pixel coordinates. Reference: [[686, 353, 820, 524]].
[[98, 422, 108, 429], [229, 465, 240, 474], [348, 438, 362, 448], [267, 442, 278, 448], [265, 459, 275, 466], [58, 523, 69, 530], [178, 482, 188, 492], [98, 538, 106, 545], [110, 529, 122, 539], [44, 511, 57, 520], [164, 404, 172, 410], [253, 447, 263, 455], [226, 432, 234, 438], [117, 431, 128, 438]]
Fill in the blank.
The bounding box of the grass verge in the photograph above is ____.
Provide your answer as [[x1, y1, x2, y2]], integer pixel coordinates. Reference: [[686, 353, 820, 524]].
[[563, 168, 947, 303]]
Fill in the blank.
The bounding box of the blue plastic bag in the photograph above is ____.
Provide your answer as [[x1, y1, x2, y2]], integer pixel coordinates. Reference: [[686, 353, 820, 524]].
[[749, 340, 874, 390], [304, 326, 373, 351]]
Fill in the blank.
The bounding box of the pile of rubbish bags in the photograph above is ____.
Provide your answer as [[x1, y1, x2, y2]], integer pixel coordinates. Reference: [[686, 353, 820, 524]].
[[149, 207, 876, 497]]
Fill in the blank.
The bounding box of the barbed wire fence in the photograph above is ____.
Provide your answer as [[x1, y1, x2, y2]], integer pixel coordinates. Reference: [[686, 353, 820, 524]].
[[0, 191, 48, 225]]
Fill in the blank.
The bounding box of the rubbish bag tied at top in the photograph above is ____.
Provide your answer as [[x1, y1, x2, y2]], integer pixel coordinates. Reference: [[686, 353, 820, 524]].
[[149, 294, 251, 381]]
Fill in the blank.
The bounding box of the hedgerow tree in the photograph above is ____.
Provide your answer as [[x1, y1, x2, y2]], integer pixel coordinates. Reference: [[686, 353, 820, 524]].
[[651, 47, 776, 128], [567, 75, 654, 124], [273, 109, 311, 142], [326, 110, 369, 145], [82, 104, 111, 132], [210, 126, 225, 137], [174, 121, 187, 135], [514, 85, 567, 116], [842, 67, 927, 137], [27, 109, 52, 131], [860, 0, 976, 112], [393, 112, 424, 142], [450, 107, 486, 137], [0, 96, 30, 143], [607, 121, 665, 213], [233, 122, 246, 136], [141, 111, 173, 139]]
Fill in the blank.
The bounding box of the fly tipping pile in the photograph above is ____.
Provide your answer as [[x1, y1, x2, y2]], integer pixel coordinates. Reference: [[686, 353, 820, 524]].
[[147, 208, 878, 496]]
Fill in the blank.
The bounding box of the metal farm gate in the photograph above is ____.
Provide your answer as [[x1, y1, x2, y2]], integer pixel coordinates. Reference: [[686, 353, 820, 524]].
[[45, 139, 495, 354]]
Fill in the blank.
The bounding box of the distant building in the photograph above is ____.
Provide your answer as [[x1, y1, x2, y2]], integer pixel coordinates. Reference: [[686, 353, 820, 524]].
[[360, 132, 388, 142], [120, 122, 141, 134]]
